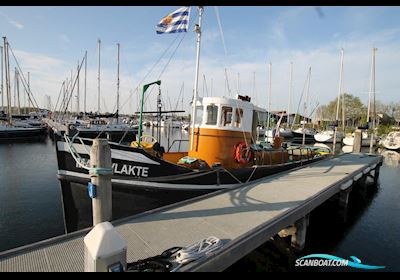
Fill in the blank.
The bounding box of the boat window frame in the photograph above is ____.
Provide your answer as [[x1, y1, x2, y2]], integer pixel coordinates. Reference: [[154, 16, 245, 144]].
[[221, 106, 233, 127], [194, 105, 204, 126], [206, 104, 219, 126], [234, 108, 244, 128]]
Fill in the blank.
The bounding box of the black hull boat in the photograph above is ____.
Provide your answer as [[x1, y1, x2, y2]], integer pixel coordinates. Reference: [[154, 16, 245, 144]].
[[291, 131, 316, 144], [56, 138, 325, 232], [0, 126, 47, 141]]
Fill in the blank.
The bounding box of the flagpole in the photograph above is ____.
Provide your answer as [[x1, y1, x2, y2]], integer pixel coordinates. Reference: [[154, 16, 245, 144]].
[[190, 6, 204, 151]]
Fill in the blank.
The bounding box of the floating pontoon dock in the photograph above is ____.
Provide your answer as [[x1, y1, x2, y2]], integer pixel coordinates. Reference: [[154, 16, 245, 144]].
[[0, 153, 383, 272]]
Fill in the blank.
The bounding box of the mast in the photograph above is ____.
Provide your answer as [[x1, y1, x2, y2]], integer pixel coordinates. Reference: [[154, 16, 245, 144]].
[[84, 51, 87, 118], [302, 67, 311, 146], [16, 69, 21, 115], [116, 43, 120, 123], [27, 72, 30, 112], [97, 39, 101, 114], [190, 6, 204, 151], [77, 60, 80, 114], [3, 37, 12, 125], [369, 47, 377, 154], [287, 62, 293, 127], [0, 45, 3, 112], [266, 62, 272, 139], [333, 49, 344, 153], [367, 48, 374, 125]]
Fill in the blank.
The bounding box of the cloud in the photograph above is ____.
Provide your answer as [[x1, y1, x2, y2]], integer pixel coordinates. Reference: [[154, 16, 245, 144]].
[[0, 11, 24, 29], [9, 20, 24, 29]]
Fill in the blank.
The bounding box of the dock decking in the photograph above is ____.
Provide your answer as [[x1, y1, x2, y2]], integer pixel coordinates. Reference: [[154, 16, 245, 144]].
[[0, 153, 383, 272]]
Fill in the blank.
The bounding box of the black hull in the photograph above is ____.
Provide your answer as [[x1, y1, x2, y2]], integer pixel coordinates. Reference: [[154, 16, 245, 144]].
[[291, 131, 316, 144], [0, 127, 47, 141], [55, 138, 325, 232]]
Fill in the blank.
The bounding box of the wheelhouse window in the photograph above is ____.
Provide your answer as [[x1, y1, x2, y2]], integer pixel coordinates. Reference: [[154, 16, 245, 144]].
[[234, 108, 243, 128], [221, 106, 233, 126], [206, 104, 218, 125], [194, 106, 203, 125]]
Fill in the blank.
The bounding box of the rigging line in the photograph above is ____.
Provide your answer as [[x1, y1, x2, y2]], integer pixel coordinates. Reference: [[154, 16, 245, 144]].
[[8, 44, 40, 111], [118, 33, 183, 113], [291, 69, 309, 130], [52, 81, 65, 117], [141, 27, 190, 111], [61, 55, 86, 116], [215, 6, 232, 96], [121, 10, 199, 114]]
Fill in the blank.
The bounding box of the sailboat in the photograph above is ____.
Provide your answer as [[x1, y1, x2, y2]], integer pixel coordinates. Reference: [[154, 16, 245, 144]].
[[315, 49, 345, 144], [0, 37, 46, 140], [64, 42, 138, 142], [54, 7, 328, 232], [343, 48, 377, 147]]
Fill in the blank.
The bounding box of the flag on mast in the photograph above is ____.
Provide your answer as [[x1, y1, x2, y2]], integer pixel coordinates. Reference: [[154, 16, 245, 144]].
[[156, 7, 190, 34]]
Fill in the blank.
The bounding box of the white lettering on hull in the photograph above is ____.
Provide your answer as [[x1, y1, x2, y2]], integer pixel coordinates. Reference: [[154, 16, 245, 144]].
[[75, 160, 150, 178], [112, 163, 150, 178]]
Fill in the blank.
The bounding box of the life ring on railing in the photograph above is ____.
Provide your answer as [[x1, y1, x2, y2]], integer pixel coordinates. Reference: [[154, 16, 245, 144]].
[[234, 141, 252, 164]]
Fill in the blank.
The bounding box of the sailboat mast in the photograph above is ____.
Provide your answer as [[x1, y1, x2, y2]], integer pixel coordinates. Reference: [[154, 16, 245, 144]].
[[27, 72, 30, 111], [287, 62, 293, 127], [97, 39, 101, 114], [3, 37, 12, 125], [336, 49, 344, 126], [190, 6, 204, 151], [266, 62, 272, 135], [367, 48, 374, 125], [369, 47, 377, 153], [77, 60, 80, 114], [84, 51, 87, 118], [0, 45, 3, 112], [116, 43, 120, 123], [302, 67, 311, 146], [16, 69, 21, 115]]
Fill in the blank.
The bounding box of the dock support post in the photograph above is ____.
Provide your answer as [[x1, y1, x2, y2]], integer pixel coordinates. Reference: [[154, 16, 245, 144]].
[[90, 139, 113, 226], [353, 129, 362, 153], [291, 216, 308, 251]]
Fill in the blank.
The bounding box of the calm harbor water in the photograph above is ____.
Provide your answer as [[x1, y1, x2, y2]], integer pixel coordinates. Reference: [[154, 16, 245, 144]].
[[0, 130, 399, 272]]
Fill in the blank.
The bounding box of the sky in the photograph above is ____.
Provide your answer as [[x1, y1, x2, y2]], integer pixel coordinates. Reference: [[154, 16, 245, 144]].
[[0, 6, 399, 115]]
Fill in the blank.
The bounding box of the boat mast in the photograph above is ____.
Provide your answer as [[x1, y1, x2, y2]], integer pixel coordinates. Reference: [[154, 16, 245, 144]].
[[77, 60, 80, 115], [0, 45, 3, 112], [190, 6, 204, 151], [116, 43, 120, 123], [97, 39, 101, 114], [333, 49, 344, 153], [16, 69, 21, 115], [266, 62, 272, 139], [27, 72, 30, 112], [287, 62, 293, 127], [3, 37, 12, 125], [302, 67, 311, 146], [84, 51, 87, 118], [369, 47, 377, 154], [367, 48, 374, 125]]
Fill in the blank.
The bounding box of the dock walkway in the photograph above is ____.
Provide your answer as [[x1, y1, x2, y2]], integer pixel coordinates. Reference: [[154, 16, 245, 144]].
[[0, 153, 383, 272]]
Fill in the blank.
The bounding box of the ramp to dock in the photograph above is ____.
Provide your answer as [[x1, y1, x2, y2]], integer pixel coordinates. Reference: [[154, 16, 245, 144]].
[[0, 153, 383, 272]]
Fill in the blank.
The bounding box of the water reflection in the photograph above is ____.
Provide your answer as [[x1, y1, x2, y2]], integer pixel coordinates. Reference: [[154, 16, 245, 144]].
[[379, 149, 400, 167]]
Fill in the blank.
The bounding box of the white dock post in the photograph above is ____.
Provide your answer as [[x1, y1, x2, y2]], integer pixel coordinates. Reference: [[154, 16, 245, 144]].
[[353, 129, 362, 153], [291, 216, 308, 251], [90, 139, 113, 226]]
